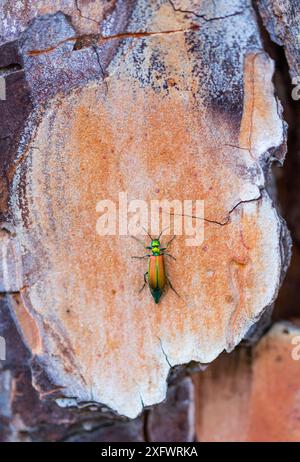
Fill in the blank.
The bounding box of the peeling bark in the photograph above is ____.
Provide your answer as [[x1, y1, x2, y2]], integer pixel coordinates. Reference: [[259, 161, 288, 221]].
[[256, 0, 300, 78]]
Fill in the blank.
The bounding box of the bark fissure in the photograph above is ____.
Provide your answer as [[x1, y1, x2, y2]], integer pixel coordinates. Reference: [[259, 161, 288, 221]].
[[168, 191, 263, 227], [168, 0, 250, 21], [74, 0, 100, 26], [26, 26, 200, 57], [158, 337, 172, 369]]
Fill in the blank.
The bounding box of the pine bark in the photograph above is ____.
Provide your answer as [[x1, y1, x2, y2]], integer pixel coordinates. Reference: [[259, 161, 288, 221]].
[[0, 0, 298, 442]]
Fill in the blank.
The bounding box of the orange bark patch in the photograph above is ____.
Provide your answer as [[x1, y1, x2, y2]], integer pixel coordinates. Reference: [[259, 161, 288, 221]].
[[194, 323, 300, 442], [10, 293, 42, 355]]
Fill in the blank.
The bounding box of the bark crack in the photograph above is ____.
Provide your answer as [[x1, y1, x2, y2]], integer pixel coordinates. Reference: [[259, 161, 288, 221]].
[[158, 336, 172, 368], [26, 26, 200, 56], [92, 44, 108, 93], [74, 0, 100, 26], [168, 0, 249, 21], [168, 190, 263, 227], [139, 391, 145, 410]]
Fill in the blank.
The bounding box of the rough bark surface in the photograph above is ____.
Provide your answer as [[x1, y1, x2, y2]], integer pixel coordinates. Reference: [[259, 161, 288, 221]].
[[0, 0, 296, 440], [256, 0, 300, 78]]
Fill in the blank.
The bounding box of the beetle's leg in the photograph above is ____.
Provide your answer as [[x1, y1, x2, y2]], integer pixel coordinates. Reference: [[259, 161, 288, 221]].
[[139, 272, 148, 293], [131, 235, 147, 249], [167, 277, 180, 297], [163, 252, 176, 260], [164, 235, 176, 249], [132, 255, 151, 259]]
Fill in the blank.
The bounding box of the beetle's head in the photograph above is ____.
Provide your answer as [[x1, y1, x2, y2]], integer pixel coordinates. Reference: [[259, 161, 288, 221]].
[[151, 239, 160, 248]]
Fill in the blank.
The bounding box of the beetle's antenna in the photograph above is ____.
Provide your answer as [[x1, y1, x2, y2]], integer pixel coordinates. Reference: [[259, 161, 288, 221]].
[[142, 227, 153, 240], [131, 235, 146, 248], [158, 225, 170, 239]]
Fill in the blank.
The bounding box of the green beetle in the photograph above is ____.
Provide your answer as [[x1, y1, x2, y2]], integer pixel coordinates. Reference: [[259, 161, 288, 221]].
[[132, 228, 179, 303]]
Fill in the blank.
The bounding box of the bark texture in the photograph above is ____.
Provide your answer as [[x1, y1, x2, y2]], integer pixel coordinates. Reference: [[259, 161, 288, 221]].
[[257, 0, 300, 78]]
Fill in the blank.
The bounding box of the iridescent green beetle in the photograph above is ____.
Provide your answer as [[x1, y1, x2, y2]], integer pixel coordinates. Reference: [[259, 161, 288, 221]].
[[132, 228, 179, 304]]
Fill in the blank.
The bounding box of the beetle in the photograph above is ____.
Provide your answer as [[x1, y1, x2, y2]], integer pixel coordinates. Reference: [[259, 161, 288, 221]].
[[132, 228, 179, 304]]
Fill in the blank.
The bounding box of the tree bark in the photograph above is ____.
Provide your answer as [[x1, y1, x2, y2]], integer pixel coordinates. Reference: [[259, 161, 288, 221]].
[[0, 0, 297, 442]]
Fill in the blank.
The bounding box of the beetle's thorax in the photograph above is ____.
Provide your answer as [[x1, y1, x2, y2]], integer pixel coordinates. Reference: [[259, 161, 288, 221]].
[[152, 247, 161, 256], [151, 239, 161, 256]]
